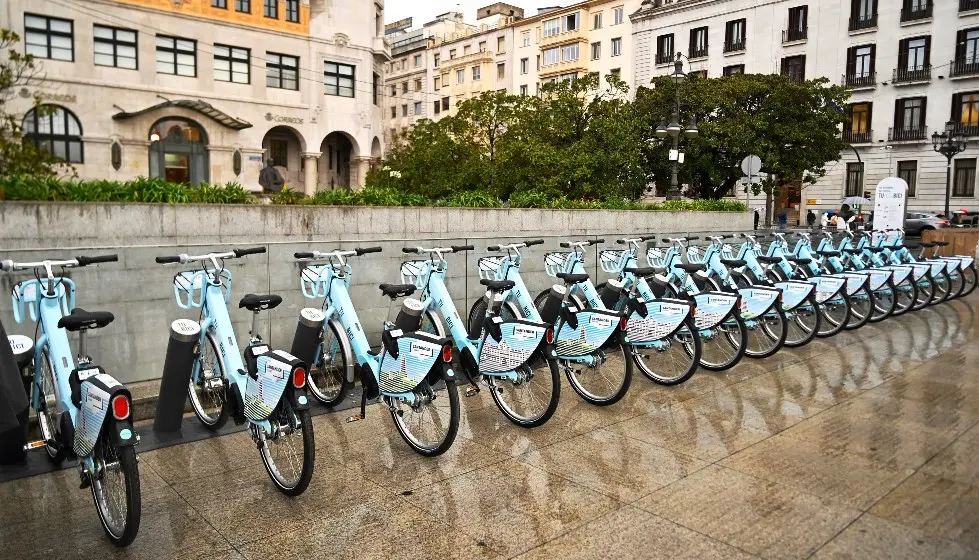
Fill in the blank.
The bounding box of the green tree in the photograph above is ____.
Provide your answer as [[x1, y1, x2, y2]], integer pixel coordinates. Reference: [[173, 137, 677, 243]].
[[635, 73, 849, 199], [0, 29, 68, 178]]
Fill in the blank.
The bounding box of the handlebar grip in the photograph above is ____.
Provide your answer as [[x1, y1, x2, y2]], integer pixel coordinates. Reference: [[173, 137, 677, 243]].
[[687, 236, 700, 241], [402, 247, 420, 254], [525, 239, 544, 246], [560, 242, 572, 248], [660, 238, 670, 243], [723, 234, 733, 239], [451, 245, 474, 252], [294, 252, 315, 259], [155, 255, 181, 264], [640, 235, 657, 241], [76, 254, 118, 266], [616, 239, 626, 245], [233, 247, 266, 258], [591, 239, 605, 244], [488, 245, 501, 251], [356, 247, 382, 256]]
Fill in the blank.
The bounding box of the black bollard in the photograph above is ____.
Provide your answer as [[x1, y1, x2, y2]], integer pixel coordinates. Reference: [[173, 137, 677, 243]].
[[154, 319, 201, 434]]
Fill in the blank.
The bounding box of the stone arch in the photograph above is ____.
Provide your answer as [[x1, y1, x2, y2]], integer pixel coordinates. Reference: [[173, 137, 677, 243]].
[[147, 116, 209, 185], [319, 131, 361, 189], [261, 125, 308, 191]]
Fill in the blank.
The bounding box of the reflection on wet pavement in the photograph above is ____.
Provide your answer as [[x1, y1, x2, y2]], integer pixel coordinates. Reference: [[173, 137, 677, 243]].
[[2, 295, 977, 559]]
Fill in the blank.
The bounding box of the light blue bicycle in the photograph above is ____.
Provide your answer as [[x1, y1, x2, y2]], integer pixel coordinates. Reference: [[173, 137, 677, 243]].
[[293, 247, 459, 456], [2, 255, 140, 546], [156, 247, 315, 495]]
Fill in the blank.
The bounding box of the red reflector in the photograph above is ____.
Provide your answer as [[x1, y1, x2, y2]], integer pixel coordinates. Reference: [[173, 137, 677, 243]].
[[545, 328, 555, 344], [111, 395, 130, 420], [293, 368, 306, 389], [619, 316, 629, 330], [442, 345, 453, 362]]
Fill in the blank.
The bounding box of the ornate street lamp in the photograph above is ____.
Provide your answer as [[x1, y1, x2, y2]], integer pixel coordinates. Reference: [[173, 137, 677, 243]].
[[653, 53, 699, 200], [932, 121, 968, 219]]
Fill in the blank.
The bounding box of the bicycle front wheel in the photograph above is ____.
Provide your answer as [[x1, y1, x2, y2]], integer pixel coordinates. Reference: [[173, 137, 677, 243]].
[[783, 296, 820, 348], [961, 265, 977, 297], [931, 269, 951, 305], [869, 279, 897, 323], [891, 275, 917, 316], [633, 316, 701, 385], [947, 267, 965, 299], [259, 405, 315, 496], [91, 437, 141, 547], [698, 313, 747, 371], [390, 379, 460, 457], [489, 353, 560, 427], [844, 285, 873, 330], [913, 275, 934, 310], [565, 341, 632, 405], [744, 305, 787, 359], [816, 296, 850, 338], [188, 332, 229, 430], [307, 321, 348, 407]]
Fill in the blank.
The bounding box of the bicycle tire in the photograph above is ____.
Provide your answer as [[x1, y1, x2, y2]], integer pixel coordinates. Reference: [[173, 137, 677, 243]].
[[961, 264, 977, 297], [744, 304, 787, 359], [783, 295, 820, 348], [37, 349, 68, 465], [187, 332, 229, 431], [947, 266, 965, 300], [931, 269, 951, 305], [489, 352, 560, 428], [259, 406, 315, 496], [391, 379, 460, 456], [633, 315, 702, 385], [307, 320, 348, 408], [699, 312, 748, 371], [868, 278, 897, 323], [844, 285, 874, 330], [890, 274, 917, 316], [816, 294, 850, 338], [91, 440, 141, 547], [912, 274, 935, 311]]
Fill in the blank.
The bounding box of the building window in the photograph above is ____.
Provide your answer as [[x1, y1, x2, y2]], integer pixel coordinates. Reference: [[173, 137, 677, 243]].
[[723, 64, 745, 76], [953, 28, 979, 76], [724, 19, 746, 52], [285, 0, 299, 22], [413, 54, 421, 67], [449, 49, 456, 59], [269, 139, 288, 169], [264, 0, 278, 19], [780, 55, 806, 83], [849, 0, 878, 31], [786, 6, 808, 41], [464, 45, 471, 56], [214, 44, 249, 83], [844, 102, 872, 143], [656, 34, 674, 64], [401, 104, 408, 117], [457, 69, 465, 83], [434, 101, 441, 115], [390, 107, 397, 119], [414, 101, 422, 115], [212, 0, 227, 7], [845, 162, 864, 197], [472, 65, 481, 81], [236, 0, 250, 13], [434, 53, 440, 67], [24, 14, 74, 61], [156, 36, 196, 76], [478, 41, 487, 53], [614, 6, 624, 25], [434, 76, 441, 89], [562, 43, 579, 62], [897, 36, 931, 82], [497, 62, 505, 80], [442, 97, 450, 111], [610, 68, 621, 79], [413, 79, 421, 91], [401, 82, 408, 94], [373, 72, 379, 105], [543, 18, 561, 37], [897, 160, 917, 197], [93, 25, 137, 69], [893, 97, 926, 140], [591, 42, 601, 60], [520, 85, 528, 95], [324, 61, 354, 97], [593, 12, 603, 30], [497, 36, 505, 53], [611, 37, 622, 57], [22, 105, 83, 163], [953, 158, 976, 197], [953, 91, 979, 135], [522, 32, 530, 47], [390, 85, 397, 96], [689, 27, 708, 58], [845, 44, 876, 86], [543, 47, 559, 66], [520, 57, 529, 74], [266, 52, 298, 90]]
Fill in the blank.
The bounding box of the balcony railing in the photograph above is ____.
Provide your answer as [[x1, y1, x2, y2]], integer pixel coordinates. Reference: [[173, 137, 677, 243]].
[[950, 58, 979, 77], [843, 130, 873, 144], [782, 28, 807, 42], [888, 126, 928, 142], [893, 65, 932, 84], [842, 72, 876, 89], [689, 47, 709, 58], [962, 0, 979, 12], [723, 39, 746, 53], [656, 52, 675, 64], [956, 123, 979, 136], [901, 3, 932, 22], [849, 14, 878, 32]]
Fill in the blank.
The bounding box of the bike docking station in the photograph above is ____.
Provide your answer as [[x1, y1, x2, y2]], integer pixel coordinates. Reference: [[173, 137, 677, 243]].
[[153, 319, 202, 438]]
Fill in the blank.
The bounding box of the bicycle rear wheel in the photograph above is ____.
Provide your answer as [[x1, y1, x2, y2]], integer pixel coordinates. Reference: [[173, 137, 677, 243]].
[[869, 280, 896, 323], [961, 265, 977, 297], [931, 269, 951, 304], [947, 267, 965, 300], [489, 353, 560, 427], [565, 341, 633, 405], [188, 332, 229, 430], [891, 275, 917, 316], [91, 437, 141, 547], [258, 405, 315, 496], [307, 321, 348, 407], [844, 285, 873, 330], [912, 275, 934, 310], [390, 376, 460, 456], [699, 313, 747, 371], [816, 296, 850, 338], [633, 317, 701, 385], [783, 296, 820, 348], [744, 305, 787, 359]]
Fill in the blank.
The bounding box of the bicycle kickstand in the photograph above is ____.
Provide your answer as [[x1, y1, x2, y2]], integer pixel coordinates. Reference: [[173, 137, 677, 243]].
[[346, 391, 367, 423]]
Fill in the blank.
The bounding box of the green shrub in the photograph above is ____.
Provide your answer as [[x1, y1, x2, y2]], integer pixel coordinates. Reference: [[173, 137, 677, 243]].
[[438, 190, 501, 208], [269, 187, 306, 205]]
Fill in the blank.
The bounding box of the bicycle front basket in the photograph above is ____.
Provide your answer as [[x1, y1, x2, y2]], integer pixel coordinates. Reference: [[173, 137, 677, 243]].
[[400, 260, 428, 288], [599, 250, 625, 274], [646, 247, 666, 268], [300, 264, 331, 299], [478, 256, 505, 282], [544, 252, 570, 278]]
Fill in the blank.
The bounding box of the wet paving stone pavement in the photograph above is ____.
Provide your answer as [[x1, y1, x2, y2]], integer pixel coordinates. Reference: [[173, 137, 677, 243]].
[[2, 294, 977, 559]]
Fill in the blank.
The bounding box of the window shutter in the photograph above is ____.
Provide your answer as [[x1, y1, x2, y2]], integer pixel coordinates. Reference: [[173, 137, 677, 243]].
[[689, 29, 696, 54], [957, 30, 967, 61], [952, 93, 961, 121], [869, 44, 877, 74], [923, 36, 931, 67], [897, 39, 908, 69], [846, 47, 856, 76], [894, 99, 902, 130], [920, 97, 927, 129]]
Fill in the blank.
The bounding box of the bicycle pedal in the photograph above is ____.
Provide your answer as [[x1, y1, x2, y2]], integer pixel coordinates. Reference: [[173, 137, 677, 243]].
[[346, 414, 364, 423], [23, 440, 47, 451], [464, 385, 480, 397]]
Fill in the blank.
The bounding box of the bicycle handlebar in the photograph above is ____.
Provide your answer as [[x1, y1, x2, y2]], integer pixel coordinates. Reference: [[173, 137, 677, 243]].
[[296, 247, 384, 261], [154, 255, 182, 264], [1, 254, 119, 272], [156, 247, 264, 265], [76, 254, 119, 266], [356, 246, 382, 255], [559, 239, 604, 248], [487, 239, 544, 251], [233, 246, 266, 258], [402, 245, 473, 255]]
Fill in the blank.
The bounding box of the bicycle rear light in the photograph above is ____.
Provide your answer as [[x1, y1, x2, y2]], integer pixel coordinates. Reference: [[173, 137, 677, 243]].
[[111, 395, 131, 420], [442, 345, 453, 363], [619, 316, 629, 330], [545, 327, 555, 344], [292, 367, 307, 389]]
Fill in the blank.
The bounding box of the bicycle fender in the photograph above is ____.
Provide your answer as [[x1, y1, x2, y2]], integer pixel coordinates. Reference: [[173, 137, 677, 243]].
[[555, 308, 619, 358], [72, 370, 132, 457], [691, 292, 740, 330], [865, 269, 893, 291], [773, 281, 815, 310], [378, 331, 450, 394], [807, 276, 847, 303], [244, 350, 305, 422], [832, 273, 870, 296], [907, 263, 930, 280], [478, 319, 548, 374], [109, 417, 137, 447], [737, 286, 781, 319], [951, 256, 974, 268], [882, 265, 913, 285], [928, 260, 948, 277], [626, 298, 691, 344]]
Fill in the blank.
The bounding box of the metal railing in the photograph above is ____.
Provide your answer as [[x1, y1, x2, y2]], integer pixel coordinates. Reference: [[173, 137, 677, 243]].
[[962, 0, 979, 12], [782, 28, 807, 42], [888, 126, 928, 142], [849, 13, 877, 31], [842, 72, 876, 88], [689, 47, 708, 58], [655, 52, 675, 64], [723, 39, 746, 53], [893, 65, 931, 84], [956, 123, 979, 137], [900, 3, 932, 21], [843, 129, 873, 143], [951, 58, 979, 77]]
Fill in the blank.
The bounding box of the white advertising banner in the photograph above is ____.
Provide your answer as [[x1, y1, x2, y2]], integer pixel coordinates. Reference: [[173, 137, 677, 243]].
[[873, 178, 908, 243]]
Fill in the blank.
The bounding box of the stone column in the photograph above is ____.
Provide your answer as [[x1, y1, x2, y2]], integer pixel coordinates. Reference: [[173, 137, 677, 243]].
[[302, 151, 322, 196], [352, 156, 373, 190]]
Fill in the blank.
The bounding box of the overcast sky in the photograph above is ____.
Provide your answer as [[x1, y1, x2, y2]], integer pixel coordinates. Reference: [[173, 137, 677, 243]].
[[385, 0, 546, 28]]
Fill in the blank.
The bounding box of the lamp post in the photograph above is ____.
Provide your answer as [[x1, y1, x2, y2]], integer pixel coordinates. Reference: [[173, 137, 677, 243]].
[[932, 121, 967, 219], [655, 53, 699, 200]]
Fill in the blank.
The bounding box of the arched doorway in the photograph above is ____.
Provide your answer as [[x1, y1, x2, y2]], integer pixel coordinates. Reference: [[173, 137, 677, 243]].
[[148, 118, 208, 185], [370, 137, 383, 172], [261, 126, 306, 191], [319, 132, 358, 189]]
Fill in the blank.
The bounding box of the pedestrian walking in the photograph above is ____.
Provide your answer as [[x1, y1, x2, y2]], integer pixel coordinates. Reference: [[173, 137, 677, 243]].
[[259, 159, 285, 194], [777, 208, 788, 230], [806, 210, 816, 229], [753, 209, 760, 230]]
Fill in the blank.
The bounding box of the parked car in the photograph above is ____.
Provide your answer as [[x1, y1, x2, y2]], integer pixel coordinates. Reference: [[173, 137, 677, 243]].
[[905, 212, 949, 235]]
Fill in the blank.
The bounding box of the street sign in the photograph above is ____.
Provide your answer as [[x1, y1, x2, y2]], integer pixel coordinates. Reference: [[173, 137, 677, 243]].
[[741, 155, 762, 176], [873, 177, 908, 242]]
